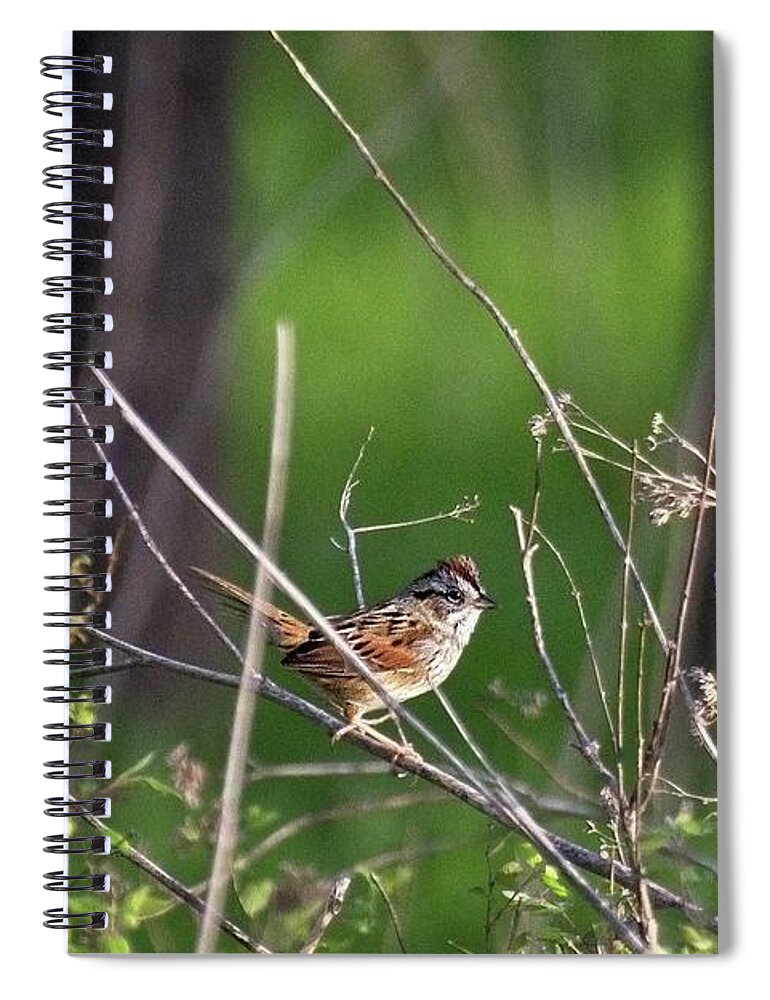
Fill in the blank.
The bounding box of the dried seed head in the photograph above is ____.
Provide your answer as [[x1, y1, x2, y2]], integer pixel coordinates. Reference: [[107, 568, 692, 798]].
[[688, 667, 717, 729], [528, 413, 550, 439], [637, 472, 714, 527], [167, 742, 207, 809]]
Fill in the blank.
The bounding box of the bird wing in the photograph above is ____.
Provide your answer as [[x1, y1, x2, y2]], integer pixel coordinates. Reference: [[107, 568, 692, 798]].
[[282, 609, 432, 679]]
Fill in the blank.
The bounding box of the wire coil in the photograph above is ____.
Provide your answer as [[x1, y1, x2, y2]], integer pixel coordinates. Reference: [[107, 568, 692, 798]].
[[43, 49, 113, 930], [43, 163, 112, 189], [40, 55, 109, 79], [44, 91, 110, 117]]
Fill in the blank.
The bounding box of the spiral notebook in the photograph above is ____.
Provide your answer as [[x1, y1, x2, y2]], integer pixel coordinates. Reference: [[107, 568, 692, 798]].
[[43, 30, 717, 954]]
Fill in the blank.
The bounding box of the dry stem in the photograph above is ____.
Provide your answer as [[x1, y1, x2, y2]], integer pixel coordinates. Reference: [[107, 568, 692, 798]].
[[197, 324, 294, 952], [636, 413, 717, 812]]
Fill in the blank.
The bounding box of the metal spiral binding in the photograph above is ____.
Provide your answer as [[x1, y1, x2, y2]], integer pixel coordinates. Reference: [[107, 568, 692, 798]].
[[42, 50, 113, 930]]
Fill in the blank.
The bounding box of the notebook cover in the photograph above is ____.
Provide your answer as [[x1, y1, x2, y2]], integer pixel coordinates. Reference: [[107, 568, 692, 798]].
[[44, 29, 716, 954]]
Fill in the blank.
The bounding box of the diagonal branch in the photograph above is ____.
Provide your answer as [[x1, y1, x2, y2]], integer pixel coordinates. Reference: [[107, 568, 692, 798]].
[[81, 812, 271, 954]]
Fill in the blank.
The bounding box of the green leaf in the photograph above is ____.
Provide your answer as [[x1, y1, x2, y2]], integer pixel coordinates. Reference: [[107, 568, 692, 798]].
[[123, 885, 173, 929], [501, 890, 561, 913], [131, 775, 187, 803], [541, 864, 570, 900], [238, 878, 274, 918], [244, 803, 280, 831]]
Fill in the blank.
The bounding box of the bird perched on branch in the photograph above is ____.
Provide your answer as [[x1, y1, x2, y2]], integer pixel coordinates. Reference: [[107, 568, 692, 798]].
[[191, 555, 494, 734]]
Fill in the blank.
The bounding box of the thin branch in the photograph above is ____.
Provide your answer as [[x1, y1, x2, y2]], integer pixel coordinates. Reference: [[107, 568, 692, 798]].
[[359, 834, 482, 879], [432, 684, 532, 809], [198, 323, 294, 953], [236, 791, 443, 869], [652, 413, 713, 470], [655, 777, 717, 806], [249, 757, 596, 820], [269, 30, 673, 669], [333, 428, 479, 602], [553, 437, 717, 512], [511, 506, 616, 789], [353, 496, 480, 535], [483, 708, 597, 808], [369, 871, 407, 953], [250, 760, 392, 780], [72, 403, 243, 664], [299, 874, 352, 953], [337, 425, 374, 607], [636, 412, 717, 811], [83, 632, 715, 933], [80, 813, 271, 954], [615, 445, 639, 804], [526, 521, 618, 758]]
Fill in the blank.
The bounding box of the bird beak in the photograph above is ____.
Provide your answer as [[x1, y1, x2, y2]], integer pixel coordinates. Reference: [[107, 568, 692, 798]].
[[475, 591, 496, 610]]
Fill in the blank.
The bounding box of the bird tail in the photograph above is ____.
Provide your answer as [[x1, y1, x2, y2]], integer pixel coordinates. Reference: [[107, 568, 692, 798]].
[[189, 566, 310, 650]]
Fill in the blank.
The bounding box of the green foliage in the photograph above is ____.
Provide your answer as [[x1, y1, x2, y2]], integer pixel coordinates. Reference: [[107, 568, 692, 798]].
[[93, 30, 715, 954]]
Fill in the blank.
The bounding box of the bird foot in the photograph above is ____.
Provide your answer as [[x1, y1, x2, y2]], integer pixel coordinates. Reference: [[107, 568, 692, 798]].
[[330, 718, 422, 770]]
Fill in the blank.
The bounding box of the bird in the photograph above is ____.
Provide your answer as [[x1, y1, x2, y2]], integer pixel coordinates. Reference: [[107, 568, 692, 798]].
[[191, 555, 494, 735]]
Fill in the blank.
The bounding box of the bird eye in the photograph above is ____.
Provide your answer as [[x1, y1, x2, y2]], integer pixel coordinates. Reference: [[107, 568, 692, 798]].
[[446, 587, 463, 605]]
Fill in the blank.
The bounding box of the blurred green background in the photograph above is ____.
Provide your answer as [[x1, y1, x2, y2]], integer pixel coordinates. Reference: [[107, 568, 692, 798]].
[[81, 30, 714, 953]]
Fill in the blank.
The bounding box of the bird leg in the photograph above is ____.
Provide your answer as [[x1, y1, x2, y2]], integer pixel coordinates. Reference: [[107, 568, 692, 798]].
[[331, 704, 422, 768]]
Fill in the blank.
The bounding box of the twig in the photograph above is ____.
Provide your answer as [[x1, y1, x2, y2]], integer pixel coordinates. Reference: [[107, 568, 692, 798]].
[[651, 413, 713, 471], [636, 413, 717, 811], [333, 428, 479, 603], [433, 684, 544, 811], [198, 323, 294, 953], [615, 445, 639, 803], [300, 874, 352, 953], [249, 758, 596, 819], [635, 618, 649, 808], [369, 871, 407, 953], [483, 708, 596, 808], [72, 403, 243, 664], [360, 836, 483, 882], [565, 403, 704, 485], [236, 791, 443, 869], [269, 30, 672, 671], [511, 506, 616, 788], [352, 497, 480, 535], [337, 426, 374, 607], [526, 521, 618, 758], [250, 760, 392, 780], [80, 813, 271, 954], [553, 437, 717, 506], [83, 631, 714, 933], [655, 777, 717, 806]]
